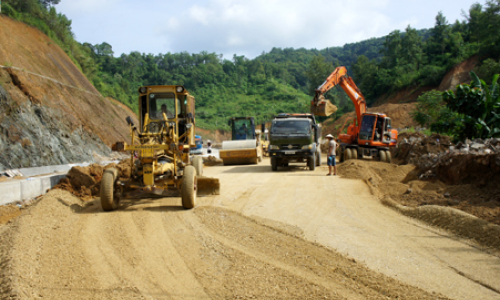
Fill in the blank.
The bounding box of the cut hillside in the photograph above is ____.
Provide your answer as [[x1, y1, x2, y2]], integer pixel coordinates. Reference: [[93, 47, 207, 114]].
[[0, 15, 138, 170], [195, 127, 231, 144]]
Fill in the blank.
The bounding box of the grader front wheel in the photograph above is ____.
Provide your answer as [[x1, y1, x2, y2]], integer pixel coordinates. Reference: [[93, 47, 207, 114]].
[[101, 168, 119, 211], [182, 166, 197, 209]]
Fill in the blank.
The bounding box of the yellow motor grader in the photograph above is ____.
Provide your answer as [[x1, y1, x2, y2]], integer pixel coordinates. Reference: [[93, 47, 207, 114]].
[[102, 85, 220, 211]]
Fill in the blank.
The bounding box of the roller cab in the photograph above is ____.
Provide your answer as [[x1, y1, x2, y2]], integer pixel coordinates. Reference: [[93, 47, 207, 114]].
[[219, 117, 263, 165]]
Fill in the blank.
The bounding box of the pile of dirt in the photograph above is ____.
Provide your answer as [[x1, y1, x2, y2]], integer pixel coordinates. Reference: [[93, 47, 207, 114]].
[[338, 159, 500, 249], [52, 159, 131, 200], [393, 132, 453, 165], [0, 205, 22, 225], [395, 133, 500, 185]]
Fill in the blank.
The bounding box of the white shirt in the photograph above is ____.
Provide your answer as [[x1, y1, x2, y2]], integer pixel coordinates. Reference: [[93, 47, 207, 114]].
[[328, 140, 337, 156]]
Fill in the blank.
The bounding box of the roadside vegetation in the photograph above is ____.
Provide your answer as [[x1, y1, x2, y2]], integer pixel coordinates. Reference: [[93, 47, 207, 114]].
[[1, 0, 499, 136]]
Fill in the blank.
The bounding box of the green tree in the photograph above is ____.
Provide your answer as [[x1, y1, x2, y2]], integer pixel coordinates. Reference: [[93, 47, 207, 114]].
[[381, 30, 402, 68], [411, 90, 447, 127], [306, 55, 333, 94], [401, 25, 423, 70], [429, 11, 451, 56], [442, 71, 500, 140]]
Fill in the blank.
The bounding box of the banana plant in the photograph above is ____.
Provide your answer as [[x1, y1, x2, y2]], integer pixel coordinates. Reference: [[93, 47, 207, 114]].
[[442, 71, 500, 140]]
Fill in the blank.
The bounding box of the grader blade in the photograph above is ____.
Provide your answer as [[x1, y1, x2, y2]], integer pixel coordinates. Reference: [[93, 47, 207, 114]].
[[197, 176, 220, 196]]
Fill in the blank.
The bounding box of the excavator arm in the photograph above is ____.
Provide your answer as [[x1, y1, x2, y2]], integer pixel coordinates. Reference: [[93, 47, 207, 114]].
[[311, 66, 367, 126]]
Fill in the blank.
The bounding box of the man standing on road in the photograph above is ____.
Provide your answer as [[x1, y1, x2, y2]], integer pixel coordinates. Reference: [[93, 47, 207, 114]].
[[326, 134, 338, 176]]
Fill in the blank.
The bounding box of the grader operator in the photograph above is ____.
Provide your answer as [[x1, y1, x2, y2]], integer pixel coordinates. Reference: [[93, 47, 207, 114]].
[[103, 85, 220, 211], [311, 66, 398, 163]]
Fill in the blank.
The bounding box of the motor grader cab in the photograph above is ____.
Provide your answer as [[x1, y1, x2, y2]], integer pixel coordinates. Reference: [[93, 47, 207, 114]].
[[103, 85, 220, 211], [310, 66, 398, 163], [219, 117, 263, 165]]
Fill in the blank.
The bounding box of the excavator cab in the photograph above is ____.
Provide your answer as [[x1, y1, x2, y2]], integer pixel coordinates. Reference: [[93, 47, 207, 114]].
[[358, 113, 396, 145]]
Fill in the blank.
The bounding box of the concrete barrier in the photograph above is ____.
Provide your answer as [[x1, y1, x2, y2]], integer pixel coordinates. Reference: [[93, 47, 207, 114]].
[[0, 161, 118, 206], [0, 173, 67, 205]]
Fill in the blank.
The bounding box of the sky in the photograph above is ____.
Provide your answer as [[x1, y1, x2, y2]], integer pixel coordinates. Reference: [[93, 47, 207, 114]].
[[56, 0, 480, 60]]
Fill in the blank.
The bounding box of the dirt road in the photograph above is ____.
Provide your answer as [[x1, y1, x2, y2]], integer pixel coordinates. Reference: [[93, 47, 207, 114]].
[[1, 158, 499, 299]]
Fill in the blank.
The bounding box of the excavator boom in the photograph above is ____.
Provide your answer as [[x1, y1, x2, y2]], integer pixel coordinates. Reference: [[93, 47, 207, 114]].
[[311, 66, 366, 126]]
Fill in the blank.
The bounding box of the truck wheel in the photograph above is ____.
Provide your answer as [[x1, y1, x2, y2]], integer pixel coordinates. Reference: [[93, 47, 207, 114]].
[[308, 155, 316, 171], [379, 150, 386, 162], [101, 168, 119, 211], [181, 166, 197, 209], [316, 151, 321, 166], [193, 156, 203, 176], [271, 157, 278, 171], [385, 150, 392, 163], [351, 148, 358, 160]]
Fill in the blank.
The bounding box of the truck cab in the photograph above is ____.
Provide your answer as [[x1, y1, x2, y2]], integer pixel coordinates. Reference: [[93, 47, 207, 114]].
[[268, 113, 322, 171]]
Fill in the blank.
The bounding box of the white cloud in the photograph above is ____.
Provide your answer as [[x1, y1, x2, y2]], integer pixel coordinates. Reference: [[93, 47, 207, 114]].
[[57, 0, 121, 13], [55, 0, 477, 59], [157, 0, 394, 58]]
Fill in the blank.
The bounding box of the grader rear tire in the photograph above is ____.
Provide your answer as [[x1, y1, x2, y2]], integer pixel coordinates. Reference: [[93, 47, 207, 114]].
[[101, 168, 119, 211], [379, 150, 387, 162], [193, 156, 203, 176], [182, 166, 197, 209], [316, 151, 321, 166]]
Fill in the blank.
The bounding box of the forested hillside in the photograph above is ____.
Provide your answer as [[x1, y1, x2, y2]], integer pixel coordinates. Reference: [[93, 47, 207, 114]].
[[2, 0, 500, 131]]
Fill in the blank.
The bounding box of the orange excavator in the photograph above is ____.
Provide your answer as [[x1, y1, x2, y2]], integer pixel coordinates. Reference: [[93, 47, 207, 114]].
[[311, 66, 397, 163]]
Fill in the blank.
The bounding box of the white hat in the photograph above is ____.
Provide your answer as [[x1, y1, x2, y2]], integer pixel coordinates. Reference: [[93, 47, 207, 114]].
[[325, 134, 334, 139]]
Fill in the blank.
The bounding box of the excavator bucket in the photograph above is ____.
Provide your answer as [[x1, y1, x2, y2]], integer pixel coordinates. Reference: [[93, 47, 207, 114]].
[[197, 176, 220, 196], [311, 97, 338, 117]]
